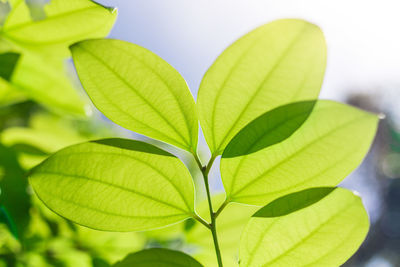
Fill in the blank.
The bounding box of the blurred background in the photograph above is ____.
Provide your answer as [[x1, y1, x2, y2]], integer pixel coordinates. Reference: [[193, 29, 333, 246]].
[[1, 0, 399, 266]]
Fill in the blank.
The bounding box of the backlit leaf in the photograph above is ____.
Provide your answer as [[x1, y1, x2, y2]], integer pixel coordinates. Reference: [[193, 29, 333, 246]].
[[29, 138, 196, 231], [197, 19, 327, 154], [223, 101, 316, 158], [11, 50, 87, 116], [221, 100, 378, 205], [252, 187, 334, 218], [113, 248, 203, 267], [0, 78, 26, 105], [70, 39, 198, 152], [2, 0, 117, 57], [240, 187, 369, 266]]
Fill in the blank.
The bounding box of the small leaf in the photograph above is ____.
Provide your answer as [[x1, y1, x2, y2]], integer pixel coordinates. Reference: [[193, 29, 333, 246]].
[[197, 19, 327, 155], [0, 52, 20, 80], [29, 138, 196, 231], [113, 248, 203, 267], [0, 144, 30, 238], [221, 100, 379, 205], [11, 50, 87, 116], [240, 187, 370, 266], [0, 205, 18, 239], [70, 39, 198, 152], [0, 78, 26, 106], [2, 0, 117, 57]]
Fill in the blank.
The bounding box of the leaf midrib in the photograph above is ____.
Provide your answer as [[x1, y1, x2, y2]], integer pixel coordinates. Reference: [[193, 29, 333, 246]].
[[116, 44, 196, 150], [37, 170, 188, 214], [37, 184, 185, 220], [78, 45, 191, 150], [260, 198, 359, 266], [52, 149, 193, 212], [237, 143, 362, 201], [4, 5, 99, 32], [231, 113, 368, 197], [225, 104, 319, 195], [210, 22, 308, 154]]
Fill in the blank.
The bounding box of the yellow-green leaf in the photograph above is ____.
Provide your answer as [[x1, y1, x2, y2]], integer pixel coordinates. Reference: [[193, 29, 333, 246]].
[[29, 138, 196, 231], [11, 51, 87, 116], [240, 187, 369, 266], [221, 100, 378, 205], [197, 19, 327, 155], [70, 39, 198, 152], [2, 0, 117, 57], [113, 248, 203, 267]]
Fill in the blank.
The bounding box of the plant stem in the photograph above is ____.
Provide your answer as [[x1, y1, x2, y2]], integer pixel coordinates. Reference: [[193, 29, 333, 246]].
[[194, 153, 223, 267], [202, 155, 223, 267], [193, 214, 211, 229], [214, 199, 229, 218]]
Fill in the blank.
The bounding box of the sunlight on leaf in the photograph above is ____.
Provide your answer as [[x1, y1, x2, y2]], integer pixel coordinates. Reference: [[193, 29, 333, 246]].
[[197, 19, 327, 155], [221, 100, 379, 205], [71, 39, 199, 152], [252, 187, 334, 218], [223, 101, 316, 158], [0, 78, 26, 105], [11, 50, 87, 116], [29, 138, 196, 231], [113, 248, 203, 267], [240, 187, 369, 266], [2, 0, 117, 57]]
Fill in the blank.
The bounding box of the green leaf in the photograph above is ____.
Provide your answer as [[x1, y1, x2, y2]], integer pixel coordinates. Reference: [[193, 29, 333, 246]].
[[221, 100, 378, 205], [0, 52, 20, 80], [197, 19, 327, 155], [113, 248, 203, 267], [223, 101, 316, 158], [0, 205, 18, 239], [2, 0, 117, 57], [0, 52, 25, 105], [0, 77, 26, 106], [0, 144, 30, 238], [1, 124, 86, 168], [11, 50, 87, 116], [70, 39, 198, 152], [252, 187, 335, 218], [28, 138, 196, 231], [239, 187, 369, 266]]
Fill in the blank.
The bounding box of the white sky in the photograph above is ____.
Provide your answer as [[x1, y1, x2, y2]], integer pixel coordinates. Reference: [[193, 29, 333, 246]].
[[98, 0, 400, 102]]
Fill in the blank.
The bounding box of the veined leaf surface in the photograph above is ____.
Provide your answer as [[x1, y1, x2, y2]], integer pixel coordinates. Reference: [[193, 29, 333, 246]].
[[240, 187, 369, 266], [71, 39, 198, 152], [29, 138, 196, 231], [113, 248, 202, 267], [2, 0, 117, 57], [197, 19, 327, 154], [221, 100, 378, 205]]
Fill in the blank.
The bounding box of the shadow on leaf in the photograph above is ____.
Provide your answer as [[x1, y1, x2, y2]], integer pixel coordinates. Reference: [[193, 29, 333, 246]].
[[253, 187, 336, 218], [223, 100, 317, 158]]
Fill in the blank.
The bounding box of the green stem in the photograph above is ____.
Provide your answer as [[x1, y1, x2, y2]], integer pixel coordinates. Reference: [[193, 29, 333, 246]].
[[193, 213, 211, 229], [214, 199, 229, 218], [194, 153, 223, 267]]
